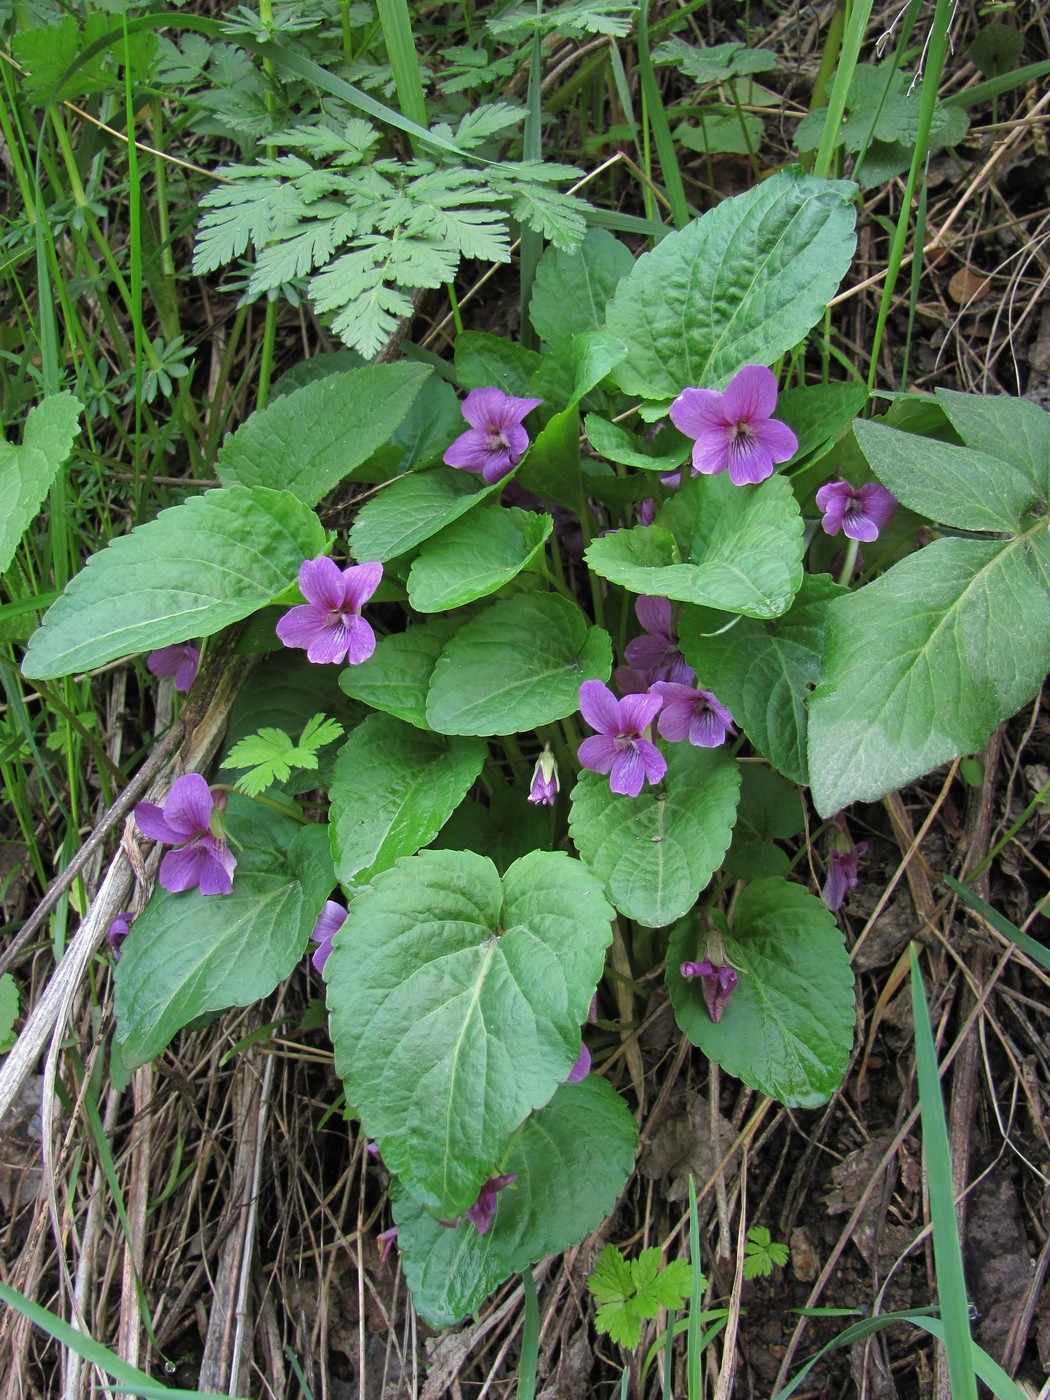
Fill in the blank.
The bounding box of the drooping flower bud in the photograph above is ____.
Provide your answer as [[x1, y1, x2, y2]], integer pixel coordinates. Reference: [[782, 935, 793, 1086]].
[[527, 747, 559, 806], [681, 926, 739, 1022]]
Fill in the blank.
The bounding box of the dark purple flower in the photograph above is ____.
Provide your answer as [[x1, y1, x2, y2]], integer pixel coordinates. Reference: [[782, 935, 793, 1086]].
[[670, 364, 798, 486], [106, 911, 135, 959], [566, 1042, 591, 1083], [310, 899, 346, 974], [623, 596, 695, 688], [147, 642, 200, 693], [443, 387, 543, 486], [821, 840, 869, 912], [815, 480, 897, 542], [377, 1226, 398, 1262], [650, 682, 735, 748], [577, 680, 666, 798], [681, 958, 739, 1023], [276, 557, 382, 666], [135, 773, 237, 896], [527, 748, 559, 806], [637, 498, 656, 527], [466, 1173, 517, 1235]]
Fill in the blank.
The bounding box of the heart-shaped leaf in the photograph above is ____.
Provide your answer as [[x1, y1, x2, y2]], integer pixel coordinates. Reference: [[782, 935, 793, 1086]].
[[407, 505, 552, 612], [394, 1076, 637, 1327], [667, 878, 854, 1106], [325, 848, 614, 1217], [348, 467, 495, 563], [339, 619, 456, 730]]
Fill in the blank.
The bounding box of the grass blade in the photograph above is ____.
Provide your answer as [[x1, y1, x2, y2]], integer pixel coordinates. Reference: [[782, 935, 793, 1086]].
[[375, 0, 429, 135], [909, 944, 978, 1400], [636, 1, 690, 230], [517, 1267, 540, 1399], [944, 876, 1050, 975]]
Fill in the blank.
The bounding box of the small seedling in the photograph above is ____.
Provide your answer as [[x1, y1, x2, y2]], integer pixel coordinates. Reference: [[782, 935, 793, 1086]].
[[742, 1225, 789, 1280], [588, 1243, 692, 1349]]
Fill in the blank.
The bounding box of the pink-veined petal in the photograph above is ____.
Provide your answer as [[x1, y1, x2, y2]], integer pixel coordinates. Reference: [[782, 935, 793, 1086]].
[[755, 416, 799, 464], [276, 603, 327, 651], [690, 706, 730, 746], [723, 364, 778, 422], [305, 620, 352, 665], [637, 738, 668, 785], [669, 386, 727, 438], [842, 508, 881, 542], [618, 690, 663, 735], [726, 436, 775, 486], [609, 744, 646, 796], [690, 431, 731, 476], [196, 837, 237, 895], [341, 560, 383, 612], [578, 679, 621, 738], [578, 733, 618, 775], [158, 841, 212, 892], [298, 556, 345, 610]]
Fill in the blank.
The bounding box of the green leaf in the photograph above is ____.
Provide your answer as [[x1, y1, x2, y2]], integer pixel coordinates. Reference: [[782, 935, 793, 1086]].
[[114, 804, 332, 1074], [393, 1076, 637, 1327], [431, 788, 553, 872], [677, 111, 765, 157], [723, 765, 804, 883], [328, 714, 487, 886], [222, 713, 343, 796], [775, 382, 869, 462], [455, 331, 543, 396], [339, 618, 456, 730], [586, 472, 804, 618], [225, 652, 353, 754], [392, 373, 465, 472], [527, 329, 627, 413], [22, 488, 325, 680], [667, 879, 855, 1107], [569, 744, 740, 928], [216, 364, 431, 505], [326, 848, 615, 1217], [584, 414, 691, 472], [653, 37, 777, 82], [348, 467, 495, 562], [407, 505, 552, 612], [425, 593, 612, 736], [0, 973, 19, 1054], [808, 537, 1050, 815], [514, 404, 584, 514], [854, 419, 1041, 532], [605, 168, 856, 403], [934, 389, 1050, 501], [680, 574, 845, 784], [0, 393, 81, 575], [588, 1244, 691, 1349], [529, 227, 635, 345]]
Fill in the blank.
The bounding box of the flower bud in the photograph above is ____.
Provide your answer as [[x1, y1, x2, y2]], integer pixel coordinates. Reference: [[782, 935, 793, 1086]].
[[527, 747, 559, 806]]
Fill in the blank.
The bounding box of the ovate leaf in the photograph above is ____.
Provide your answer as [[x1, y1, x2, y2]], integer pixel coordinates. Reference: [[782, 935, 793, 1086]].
[[529, 227, 635, 345], [394, 1077, 636, 1327], [0, 393, 81, 574], [569, 744, 740, 928], [407, 505, 552, 612], [325, 848, 614, 1217], [329, 714, 487, 886], [22, 488, 325, 679], [426, 593, 611, 735], [667, 878, 854, 1106], [339, 619, 456, 729], [605, 168, 856, 403], [216, 364, 430, 504], [114, 803, 332, 1074], [0, 974, 19, 1054], [348, 467, 495, 562]]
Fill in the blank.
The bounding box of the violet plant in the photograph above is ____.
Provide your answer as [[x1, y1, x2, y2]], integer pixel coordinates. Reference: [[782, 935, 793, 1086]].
[[20, 167, 1050, 1328]]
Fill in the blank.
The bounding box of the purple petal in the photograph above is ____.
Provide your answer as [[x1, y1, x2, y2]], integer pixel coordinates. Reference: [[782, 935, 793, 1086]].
[[609, 744, 647, 796], [461, 386, 512, 431], [669, 386, 727, 438], [856, 482, 897, 529], [195, 837, 237, 896], [723, 364, 778, 422], [566, 1042, 591, 1082], [655, 698, 694, 743], [298, 557, 346, 610], [158, 840, 212, 893], [135, 800, 188, 845], [726, 436, 776, 486], [703, 965, 738, 1022], [505, 395, 543, 425], [341, 561, 383, 612], [613, 664, 650, 695], [636, 737, 668, 786], [147, 643, 200, 693], [163, 774, 214, 839], [578, 733, 618, 775], [754, 417, 799, 464], [173, 648, 201, 693], [617, 690, 663, 736], [305, 620, 355, 665], [634, 595, 672, 640], [841, 507, 881, 543], [480, 447, 517, 485], [690, 705, 733, 747], [343, 614, 377, 666], [690, 431, 731, 476], [311, 899, 346, 973], [578, 680, 621, 738], [443, 427, 490, 473], [623, 633, 674, 675], [276, 603, 328, 651], [377, 1226, 398, 1262]]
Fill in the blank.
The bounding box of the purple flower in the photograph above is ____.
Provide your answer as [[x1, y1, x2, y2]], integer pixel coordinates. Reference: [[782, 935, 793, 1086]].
[[443, 387, 544, 486], [650, 682, 735, 748], [566, 1042, 591, 1083], [106, 911, 135, 959], [669, 364, 799, 486], [637, 498, 656, 527], [135, 774, 237, 896], [527, 748, 559, 806], [821, 840, 869, 912], [310, 899, 346, 974], [466, 1174, 517, 1235], [377, 1226, 398, 1262], [577, 679, 666, 798], [623, 596, 695, 688], [147, 642, 200, 693], [276, 557, 382, 666], [815, 480, 897, 542], [681, 958, 739, 1023]]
